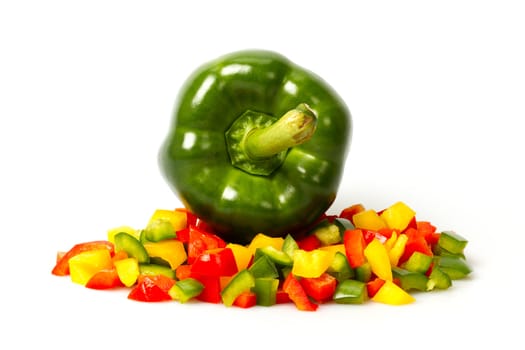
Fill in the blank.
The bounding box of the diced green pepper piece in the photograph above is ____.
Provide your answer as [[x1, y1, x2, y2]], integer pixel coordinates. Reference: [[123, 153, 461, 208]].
[[282, 234, 299, 259], [311, 218, 354, 245], [333, 279, 367, 304], [355, 262, 372, 283], [114, 232, 150, 264], [139, 263, 176, 279], [392, 267, 428, 291], [143, 218, 177, 242], [248, 255, 279, 279], [311, 219, 341, 245], [169, 278, 204, 303], [437, 256, 472, 280], [434, 245, 466, 259], [252, 278, 279, 306], [221, 269, 256, 307], [327, 251, 355, 282], [438, 231, 468, 255], [256, 246, 293, 266], [426, 266, 452, 290], [402, 251, 432, 274]]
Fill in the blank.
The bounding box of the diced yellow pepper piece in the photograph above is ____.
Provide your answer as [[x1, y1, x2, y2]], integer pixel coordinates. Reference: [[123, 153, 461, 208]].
[[143, 240, 187, 270], [364, 239, 392, 281], [292, 249, 332, 278], [389, 233, 408, 267], [380, 201, 416, 231], [107, 226, 139, 243], [248, 233, 284, 255], [353, 209, 387, 231], [319, 243, 346, 256], [69, 249, 113, 286], [226, 243, 253, 271], [148, 209, 187, 232], [114, 257, 140, 287], [384, 231, 398, 252], [372, 280, 415, 305]]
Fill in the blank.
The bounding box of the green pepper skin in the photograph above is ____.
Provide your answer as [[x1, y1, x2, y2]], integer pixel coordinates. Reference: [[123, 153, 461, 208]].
[[159, 50, 351, 244]]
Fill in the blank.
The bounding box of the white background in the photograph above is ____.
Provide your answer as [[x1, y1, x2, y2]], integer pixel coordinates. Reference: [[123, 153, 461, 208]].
[[1, 1, 523, 348]]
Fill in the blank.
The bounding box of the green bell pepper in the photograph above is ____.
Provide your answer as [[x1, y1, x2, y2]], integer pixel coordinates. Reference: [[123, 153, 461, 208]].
[[159, 50, 351, 244]]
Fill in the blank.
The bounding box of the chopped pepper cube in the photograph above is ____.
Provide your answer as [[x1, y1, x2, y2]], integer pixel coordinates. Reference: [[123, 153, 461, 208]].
[[364, 238, 393, 281], [372, 279, 415, 305], [379, 201, 416, 232], [143, 218, 177, 242], [353, 209, 387, 231], [283, 273, 318, 311], [252, 278, 279, 306], [114, 232, 150, 264], [438, 230, 468, 255], [392, 267, 429, 291], [300, 273, 337, 303], [402, 251, 433, 274], [148, 209, 187, 232], [426, 266, 452, 290], [256, 245, 293, 266], [114, 257, 140, 287], [248, 254, 279, 279], [169, 278, 204, 303], [333, 279, 367, 304], [221, 269, 255, 307], [292, 249, 332, 278], [327, 251, 355, 282], [143, 239, 187, 270], [68, 249, 113, 286], [436, 256, 472, 280], [343, 229, 366, 268]]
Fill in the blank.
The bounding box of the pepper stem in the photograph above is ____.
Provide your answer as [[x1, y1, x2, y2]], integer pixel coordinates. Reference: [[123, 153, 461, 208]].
[[244, 103, 318, 159]]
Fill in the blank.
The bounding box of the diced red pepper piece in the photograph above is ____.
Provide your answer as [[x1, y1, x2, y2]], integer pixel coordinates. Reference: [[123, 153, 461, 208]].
[[175, 264, 192, 280], [377, 227, 395, 239], [416, 221, 439, 245], [362, 229, 388, 244], [128, 275, 175, 302], [297, 234, 322, 251], [282, 273, 318, 311], [343, 229, 366, 268], [404, 216, 418, 232], [399, 236, 433, 264], [339, 204, 365, 224], [191, 248, 238, 277], [233, 291, 257, 308], [190, 274, 222, 303], [187, 227, 226, 264], [176, 208, 197, 226], [366, 277, 386, 298], [276, 289, 292, 304], [52, 240, 115, 276], [85, 267, 123, 290], [175, 227, 190, 243], [299, 273, 337, 303]]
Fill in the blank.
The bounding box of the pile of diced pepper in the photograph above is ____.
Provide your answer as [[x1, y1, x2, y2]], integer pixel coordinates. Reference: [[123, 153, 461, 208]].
[[51, 201, 471, 311]]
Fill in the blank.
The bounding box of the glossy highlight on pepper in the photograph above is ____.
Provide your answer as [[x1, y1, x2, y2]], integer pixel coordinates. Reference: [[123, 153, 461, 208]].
[[159, 50, 352, 244]]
